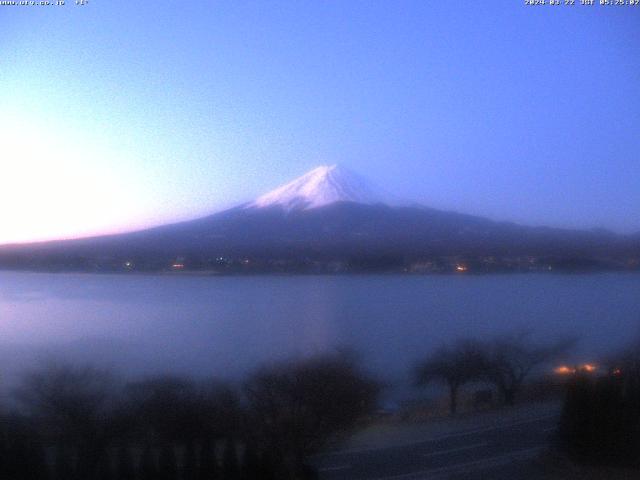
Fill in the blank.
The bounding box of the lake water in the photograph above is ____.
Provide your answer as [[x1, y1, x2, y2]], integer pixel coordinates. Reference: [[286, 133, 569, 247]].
[[1, 271, 639, 401]]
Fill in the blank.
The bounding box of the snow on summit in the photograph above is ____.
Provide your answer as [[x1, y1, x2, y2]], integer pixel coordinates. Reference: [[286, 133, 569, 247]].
[[246, 165, 392, 211]]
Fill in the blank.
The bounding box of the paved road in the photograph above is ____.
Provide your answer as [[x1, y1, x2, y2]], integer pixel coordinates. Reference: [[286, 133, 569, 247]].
[[313, 414, 559, 480]]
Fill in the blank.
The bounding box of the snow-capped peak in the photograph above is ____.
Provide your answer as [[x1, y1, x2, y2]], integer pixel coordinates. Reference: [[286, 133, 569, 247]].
[[246, 165, 393, 211]]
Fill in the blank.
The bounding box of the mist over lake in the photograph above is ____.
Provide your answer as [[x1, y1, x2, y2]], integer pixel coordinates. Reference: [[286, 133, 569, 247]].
[[2, 271, 639, 401]]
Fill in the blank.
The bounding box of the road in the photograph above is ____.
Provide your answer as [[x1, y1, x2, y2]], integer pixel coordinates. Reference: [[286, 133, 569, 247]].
[[313, 413, 559, 480]]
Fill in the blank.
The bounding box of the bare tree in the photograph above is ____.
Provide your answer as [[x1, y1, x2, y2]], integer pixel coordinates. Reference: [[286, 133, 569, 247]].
[[245, 352, 379, 479], [482, 332, 575, 405], [415, 339, 487, 415]]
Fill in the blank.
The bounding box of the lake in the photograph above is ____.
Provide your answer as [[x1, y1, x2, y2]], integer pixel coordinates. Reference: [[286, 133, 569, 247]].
[[1, 271, 639, 401]]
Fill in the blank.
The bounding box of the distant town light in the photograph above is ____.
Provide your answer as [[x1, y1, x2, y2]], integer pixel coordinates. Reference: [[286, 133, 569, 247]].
[[581, 363, 597, 373], [455, 264, 467, 272], [172, 263, 185, 269]]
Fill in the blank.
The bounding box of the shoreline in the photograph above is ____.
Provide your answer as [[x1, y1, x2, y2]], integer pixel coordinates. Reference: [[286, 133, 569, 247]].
[[2, 268, 640, 278]]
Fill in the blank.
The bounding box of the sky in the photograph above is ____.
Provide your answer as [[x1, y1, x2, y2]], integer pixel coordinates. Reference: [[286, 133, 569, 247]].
[[1, 1, 639, 244]]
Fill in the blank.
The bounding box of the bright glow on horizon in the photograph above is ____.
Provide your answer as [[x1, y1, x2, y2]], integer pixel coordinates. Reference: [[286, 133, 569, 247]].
[[0, 116, 155, 244]]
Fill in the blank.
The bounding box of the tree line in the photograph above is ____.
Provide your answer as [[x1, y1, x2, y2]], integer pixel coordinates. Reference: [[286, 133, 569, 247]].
[[3, 330, 637, 478], [414, 331, 575, 415], [0, 352, 378, 480]]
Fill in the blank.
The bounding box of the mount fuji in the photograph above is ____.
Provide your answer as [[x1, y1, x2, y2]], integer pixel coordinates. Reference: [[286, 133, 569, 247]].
[[0, 165, 637, 272]]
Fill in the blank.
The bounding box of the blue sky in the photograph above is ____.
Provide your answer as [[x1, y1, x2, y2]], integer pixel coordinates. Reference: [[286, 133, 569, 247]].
[[1, 1, 639, 243]]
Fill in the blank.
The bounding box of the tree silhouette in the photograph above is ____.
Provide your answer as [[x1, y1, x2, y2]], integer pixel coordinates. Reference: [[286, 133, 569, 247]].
[[245, 352, 379, 478], [483, 332, 575, 405], [415, 339, 487, 415]]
